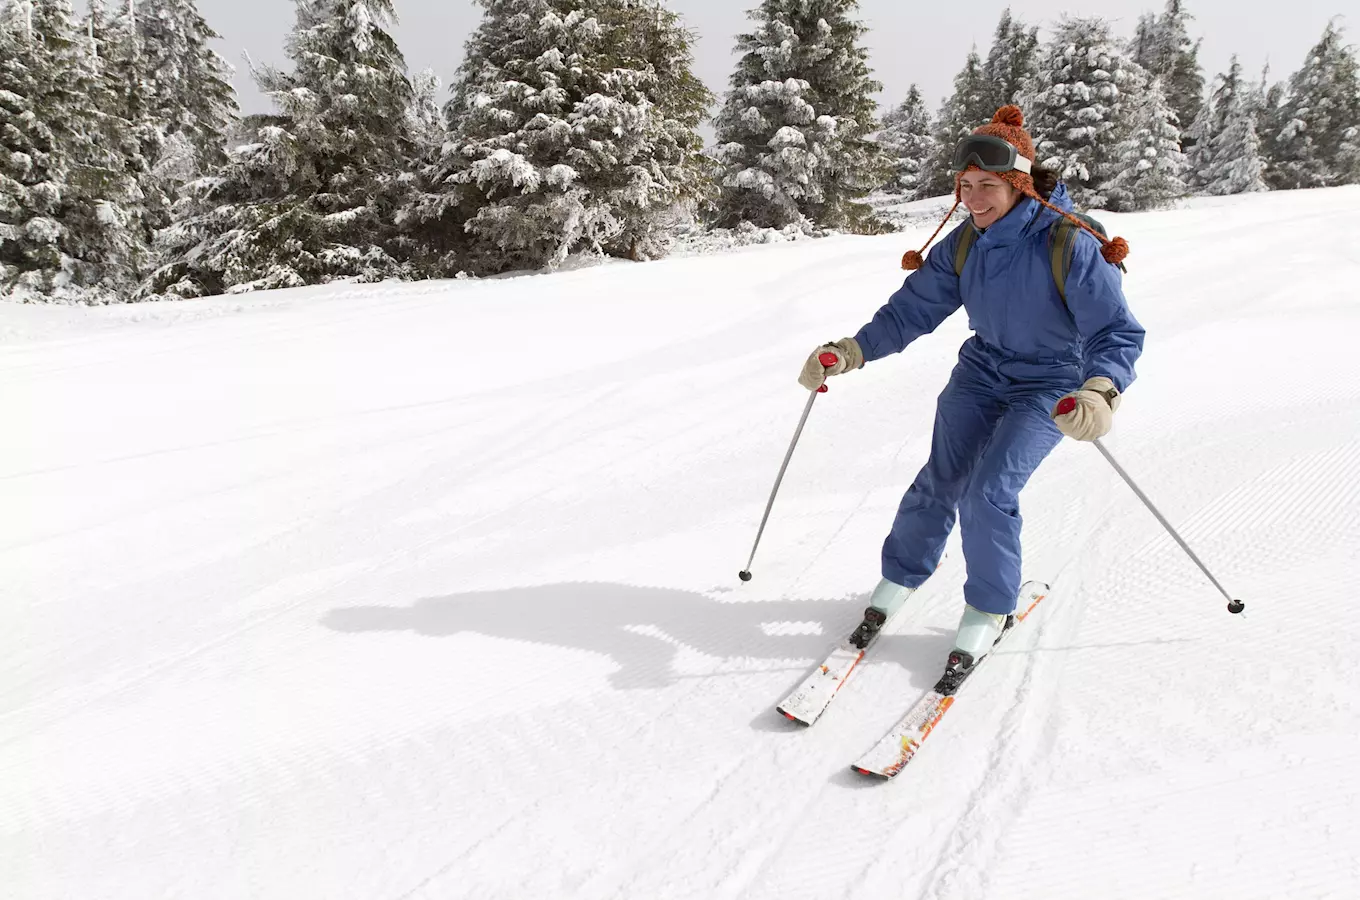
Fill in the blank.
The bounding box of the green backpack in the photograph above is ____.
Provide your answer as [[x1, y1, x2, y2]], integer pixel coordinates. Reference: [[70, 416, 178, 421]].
[[952, 212, 1125, 307]]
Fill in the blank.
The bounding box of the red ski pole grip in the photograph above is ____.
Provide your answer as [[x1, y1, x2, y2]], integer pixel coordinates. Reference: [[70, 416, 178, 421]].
[[1055, 396, 1078, 417], [819, 352, 840, 368]]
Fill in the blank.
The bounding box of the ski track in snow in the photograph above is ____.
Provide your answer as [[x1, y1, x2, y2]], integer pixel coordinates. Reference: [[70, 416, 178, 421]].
[[3, 188, 1360, 898]]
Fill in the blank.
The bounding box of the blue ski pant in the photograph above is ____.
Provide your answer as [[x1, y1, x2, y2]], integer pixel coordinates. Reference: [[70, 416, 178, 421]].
[[883, 340, 1070, 615]]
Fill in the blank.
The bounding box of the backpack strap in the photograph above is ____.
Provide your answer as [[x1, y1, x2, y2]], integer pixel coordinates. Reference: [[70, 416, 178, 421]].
[[1048, 220, 1081, 307], [1048, 213, 1128, 308], [953, 224, 979, 277]]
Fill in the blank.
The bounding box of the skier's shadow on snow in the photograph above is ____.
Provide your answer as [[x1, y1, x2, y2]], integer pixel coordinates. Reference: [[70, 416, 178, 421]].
[[321, 582, 954, 715]]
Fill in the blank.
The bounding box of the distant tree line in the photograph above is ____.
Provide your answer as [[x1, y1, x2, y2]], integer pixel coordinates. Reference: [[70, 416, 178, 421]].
[[2, 0, 1357, 303]]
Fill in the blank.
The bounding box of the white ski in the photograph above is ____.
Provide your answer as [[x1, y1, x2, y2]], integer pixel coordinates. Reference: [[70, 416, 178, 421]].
[[775, 589, 916, 726], [850, 580, 1049, 779]]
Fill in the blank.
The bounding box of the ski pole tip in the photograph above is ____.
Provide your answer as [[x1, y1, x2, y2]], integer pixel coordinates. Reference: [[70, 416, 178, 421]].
[[1228, 599, 1245, 614], [739, 570, 753, 582]]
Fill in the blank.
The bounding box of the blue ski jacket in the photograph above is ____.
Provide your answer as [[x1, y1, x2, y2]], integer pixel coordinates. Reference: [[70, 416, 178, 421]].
[[853, 183, 1145, 392]]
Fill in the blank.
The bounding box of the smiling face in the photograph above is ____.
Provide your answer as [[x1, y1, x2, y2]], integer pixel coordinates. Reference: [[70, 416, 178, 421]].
[[958, 169, 1022, 230]]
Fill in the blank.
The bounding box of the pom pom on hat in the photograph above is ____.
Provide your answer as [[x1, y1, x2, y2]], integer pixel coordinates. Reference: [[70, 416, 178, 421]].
[[992, 105, 1025, 127]]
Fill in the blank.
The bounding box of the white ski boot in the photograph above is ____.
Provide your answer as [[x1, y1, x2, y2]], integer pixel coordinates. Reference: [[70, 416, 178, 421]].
[[939, 604, 1015, 693], [951, 603, 1010, 661], [848, 579, 915, 649]]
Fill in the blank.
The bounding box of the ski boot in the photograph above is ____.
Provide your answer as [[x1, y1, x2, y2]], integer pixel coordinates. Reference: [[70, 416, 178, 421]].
[[848, 579, 914, 649], [936, 604, 1015, 695]]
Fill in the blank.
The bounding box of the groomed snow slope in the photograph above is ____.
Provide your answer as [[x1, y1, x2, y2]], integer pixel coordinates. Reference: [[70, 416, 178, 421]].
[[4, 187, 1359, 900]]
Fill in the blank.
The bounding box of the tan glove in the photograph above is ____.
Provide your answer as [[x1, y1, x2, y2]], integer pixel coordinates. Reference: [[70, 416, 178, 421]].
[[798, 338, 864, 391], [1052, 376, 1121, 441]]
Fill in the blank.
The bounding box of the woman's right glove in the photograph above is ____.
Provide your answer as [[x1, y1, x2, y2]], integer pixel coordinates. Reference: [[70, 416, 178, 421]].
[[1052, 376, 1121, 441], [798, 338, 864, 391]]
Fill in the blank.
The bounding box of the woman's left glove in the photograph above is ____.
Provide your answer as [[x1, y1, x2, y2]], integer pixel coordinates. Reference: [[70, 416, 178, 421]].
[[798, 337, 864, 391], [1052, 376, 1121, 441]]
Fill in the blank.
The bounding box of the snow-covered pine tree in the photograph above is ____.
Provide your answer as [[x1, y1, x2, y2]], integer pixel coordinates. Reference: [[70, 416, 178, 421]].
[[1257, 63, 1288, 174], [146, 0, 418, 298], [983, 8, 1039, 113], [0, 1, 60, 295], [598, 1, 715, 257], [406, 68, 443, 160], [1339, 127, 1360, 185], [1129, 0, 1204, 147], [135, 0, 239, 183], [399, 0, 533, 277], [1, 0, 142, 300], [878, 85, 935, 196], [1023, 15, 1139, 209], [389, 68, 445, 271], [712, 0, 888, 231], [1104, 75, 1187, 211], [1131, 12, 1156, 68], [919, 47, 992, 199], [87, 2, 159, 279], [416, 0, 713, 275], [1184, 57, 1262, 193], [71, 0, 147, 297], [1180, 101, 1213, 190], [1264, 20, 1360, 190], [1200, 72, 1268, 196]]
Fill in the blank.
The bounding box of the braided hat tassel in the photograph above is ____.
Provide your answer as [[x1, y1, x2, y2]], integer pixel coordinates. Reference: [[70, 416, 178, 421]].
[[902, 200, 961, 271], [1025, 189, 1130, 266]]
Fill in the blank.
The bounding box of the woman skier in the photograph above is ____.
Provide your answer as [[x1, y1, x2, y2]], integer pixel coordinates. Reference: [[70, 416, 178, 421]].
[[799, 106, 1145, 677]]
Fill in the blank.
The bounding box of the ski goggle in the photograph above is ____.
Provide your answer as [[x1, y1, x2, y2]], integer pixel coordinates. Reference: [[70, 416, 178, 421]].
[[951, 135, 1032, 174]]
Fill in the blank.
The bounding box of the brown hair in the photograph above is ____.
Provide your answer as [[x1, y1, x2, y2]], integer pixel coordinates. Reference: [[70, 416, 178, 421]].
[[1031, 163, 1058, 202]]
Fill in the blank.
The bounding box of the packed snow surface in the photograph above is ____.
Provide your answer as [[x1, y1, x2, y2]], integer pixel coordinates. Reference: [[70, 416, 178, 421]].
[[4, 188, 1359, 899]]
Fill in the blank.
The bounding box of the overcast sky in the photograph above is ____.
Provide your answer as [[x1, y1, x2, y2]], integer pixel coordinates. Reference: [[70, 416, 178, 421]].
[[198, 0, 1350, 129]]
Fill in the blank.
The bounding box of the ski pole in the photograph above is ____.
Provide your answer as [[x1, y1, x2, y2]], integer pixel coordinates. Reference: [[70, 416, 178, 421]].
[[1092, 437, 1243, 613], [1055, 396, 1244, 614], [739, 352, 839, 582]]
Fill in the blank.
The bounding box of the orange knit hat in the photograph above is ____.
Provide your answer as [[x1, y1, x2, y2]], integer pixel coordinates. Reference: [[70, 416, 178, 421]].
[[963, 104, 1037, 197], [901, 105, 1130, 271]]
